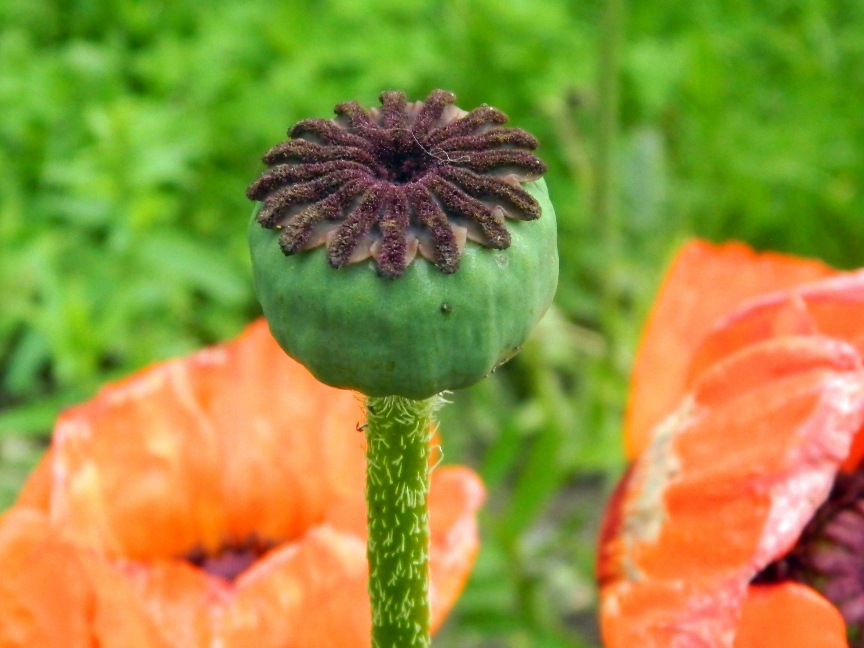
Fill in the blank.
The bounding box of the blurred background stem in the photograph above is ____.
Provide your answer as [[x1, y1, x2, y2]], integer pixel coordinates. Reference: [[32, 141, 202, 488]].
[[594, 0, 626, 338]]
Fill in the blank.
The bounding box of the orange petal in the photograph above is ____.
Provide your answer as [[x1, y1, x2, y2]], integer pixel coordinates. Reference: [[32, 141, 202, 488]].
[[101, 466, 483, 647], [600, 336, 864, 647], [626, 240, 835, 458], [227, 526, 371, 648], [83, 556, 173, 648], [690, 269, 864, 386], [0, 508, 93, 648], [600, 578, 732, 648], [734, 583, 847, 648], [109, 528, 370, 648], [99, 558, 225, 647], [691, 336, 861, 411], [685, 270, 864, 473], [49, 319, 365, 559], [842, 420, 864, 473], [15, 450, 53, 511], [428, 466, 486, 632], [0, 507, 167, 648]]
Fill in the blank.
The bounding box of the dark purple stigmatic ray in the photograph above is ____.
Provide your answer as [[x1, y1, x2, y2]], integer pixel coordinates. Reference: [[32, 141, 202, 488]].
[[246, 90, 547, 278]]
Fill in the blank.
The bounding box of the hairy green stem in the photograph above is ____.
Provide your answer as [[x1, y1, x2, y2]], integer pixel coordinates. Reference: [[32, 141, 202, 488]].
[[365, 394, 440, 648]]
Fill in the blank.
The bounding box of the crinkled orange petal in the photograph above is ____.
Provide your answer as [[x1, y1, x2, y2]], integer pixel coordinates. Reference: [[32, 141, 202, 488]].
[[600, 336, 864, 647], [690, 269, 864, 385], [626, 240, 835, 459], [49, 319, 366, 559], [15, 450, 53, 511], [843, 423, 864, 473], [100, 466, 483, 647], [428, 466, 485, 631], [0, 508, 93, 647], [81, 555, 173, 648], [600, 577, 728, 648], [691, 336, 861, 411], [686, 270, 864, 473], [0, 507, 168, 648], [102, 557, 225, 647], [734, 583, 846, 648], [111, 528, 369, 648], [228, 526, 370, 648]]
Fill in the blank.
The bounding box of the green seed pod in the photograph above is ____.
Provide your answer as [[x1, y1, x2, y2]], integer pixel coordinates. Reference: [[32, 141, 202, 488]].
[[247, 90, 558, 398]]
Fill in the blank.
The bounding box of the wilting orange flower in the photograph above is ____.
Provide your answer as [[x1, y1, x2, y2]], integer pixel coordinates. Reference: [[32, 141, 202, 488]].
[[598, 240, 864, 648], [0, 319, 484, 648]]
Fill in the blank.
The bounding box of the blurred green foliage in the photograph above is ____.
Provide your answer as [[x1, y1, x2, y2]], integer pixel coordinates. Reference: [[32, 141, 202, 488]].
[[1, 0, 863, 645]]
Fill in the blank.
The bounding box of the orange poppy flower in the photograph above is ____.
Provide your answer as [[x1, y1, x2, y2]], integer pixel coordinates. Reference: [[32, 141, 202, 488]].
[[598, 240, 864, 648], [0, 319, 484, 648]]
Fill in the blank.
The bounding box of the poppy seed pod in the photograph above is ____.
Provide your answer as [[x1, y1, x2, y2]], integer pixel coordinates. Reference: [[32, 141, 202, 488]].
[[247, 90, 558, 398]]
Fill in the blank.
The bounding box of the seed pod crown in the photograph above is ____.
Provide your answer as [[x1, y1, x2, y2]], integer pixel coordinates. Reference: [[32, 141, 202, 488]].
[[247, 89, 548, 278]]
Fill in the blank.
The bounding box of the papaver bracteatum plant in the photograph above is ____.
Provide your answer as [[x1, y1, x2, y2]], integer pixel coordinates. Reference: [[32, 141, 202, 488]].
[[598, 239, 864, 648], [247, 89, 557, 647], [0, 320, 483, 648]]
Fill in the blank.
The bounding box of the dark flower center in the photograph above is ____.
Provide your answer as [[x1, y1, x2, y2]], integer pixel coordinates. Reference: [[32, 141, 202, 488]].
[[379, 132, 434, 184], [755, 468, 864, 645], [246, 89, 547, 278], [183, 536, 277, 583]]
